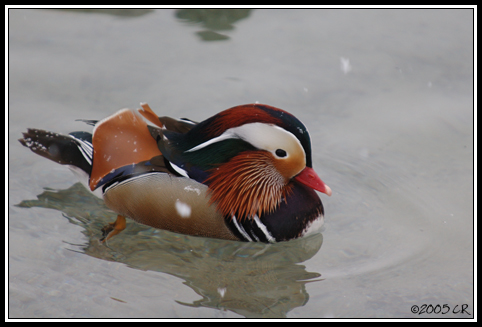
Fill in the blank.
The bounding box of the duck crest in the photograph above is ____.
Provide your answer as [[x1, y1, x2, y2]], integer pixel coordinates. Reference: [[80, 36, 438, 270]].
[[205, 151, 294, 220], [201, 104, 286, 138]]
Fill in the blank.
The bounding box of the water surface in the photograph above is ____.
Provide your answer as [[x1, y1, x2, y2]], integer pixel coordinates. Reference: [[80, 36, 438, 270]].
[[8, 8, 473, 318]]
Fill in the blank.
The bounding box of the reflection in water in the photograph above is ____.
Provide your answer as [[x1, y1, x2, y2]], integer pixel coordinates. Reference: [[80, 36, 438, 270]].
[[17, 183, 324, 318], [175, 9, 252, 41], [55, 8, 155, 18]]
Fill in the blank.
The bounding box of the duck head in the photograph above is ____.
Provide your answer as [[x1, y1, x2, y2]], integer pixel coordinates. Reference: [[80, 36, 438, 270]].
[[156, 103, 332, 220]]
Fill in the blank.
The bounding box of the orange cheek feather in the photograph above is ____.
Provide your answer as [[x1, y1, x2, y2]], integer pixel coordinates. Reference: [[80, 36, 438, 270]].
[[206, 151, 290, 220], [271, 154, 306, 182]]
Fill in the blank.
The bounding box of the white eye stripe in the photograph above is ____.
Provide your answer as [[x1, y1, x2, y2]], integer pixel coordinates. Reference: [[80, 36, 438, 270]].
[[184, 130, 237, 152], [184, 123, 305, 160]]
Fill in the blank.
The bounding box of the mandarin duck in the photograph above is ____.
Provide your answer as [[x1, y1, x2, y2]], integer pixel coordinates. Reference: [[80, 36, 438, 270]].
[[19, 103, 331, 243]]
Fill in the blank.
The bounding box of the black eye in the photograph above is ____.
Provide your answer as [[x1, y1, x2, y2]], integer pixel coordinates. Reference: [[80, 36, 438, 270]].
[[275, 149, 287, 158]]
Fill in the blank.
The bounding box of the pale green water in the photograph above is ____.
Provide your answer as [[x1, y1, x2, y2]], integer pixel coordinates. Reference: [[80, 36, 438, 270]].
[[8, 8, 473, 318]]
